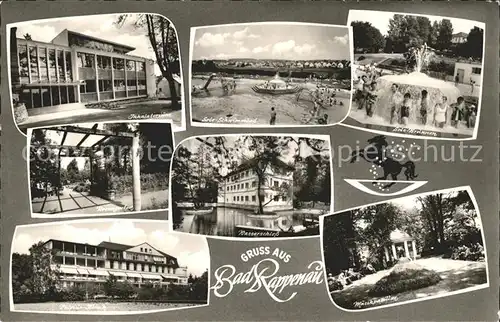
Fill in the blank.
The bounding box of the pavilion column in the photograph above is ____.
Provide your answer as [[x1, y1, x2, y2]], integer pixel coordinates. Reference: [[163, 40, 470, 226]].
[[404, 241, 410, 258], [412, 240, 417, 260], [131, 132, 141, 211], [391, 244, 397, 260], [384, 247, 390, 262]]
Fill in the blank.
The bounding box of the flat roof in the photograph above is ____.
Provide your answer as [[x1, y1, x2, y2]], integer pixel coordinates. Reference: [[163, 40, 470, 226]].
[[53, 29, 136, 52]]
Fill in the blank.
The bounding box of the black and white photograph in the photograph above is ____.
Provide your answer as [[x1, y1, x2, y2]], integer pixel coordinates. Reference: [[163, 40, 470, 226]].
[[321, 187, 488, 311], [29, 121, 172, 217], [190, 22, 352, 127], [9, 13, 184, 132], [171, 134, 333, 238], [10, 219, 209, 314], [346, 10, 485, 139]]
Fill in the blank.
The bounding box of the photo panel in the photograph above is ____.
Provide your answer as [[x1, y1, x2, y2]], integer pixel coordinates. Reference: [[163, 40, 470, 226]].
[[28, 121, 173, 218], [345, 10, 485, 140], [320, 186, 488, 311], [189, 22, 353, 127], [171, 134, 334, 238], [8, 13, 185, 134], [10, 219, 210, 314]]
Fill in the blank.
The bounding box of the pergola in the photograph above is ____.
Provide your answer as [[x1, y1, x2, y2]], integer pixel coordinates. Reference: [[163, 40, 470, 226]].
[[32, 123, 142, 211]]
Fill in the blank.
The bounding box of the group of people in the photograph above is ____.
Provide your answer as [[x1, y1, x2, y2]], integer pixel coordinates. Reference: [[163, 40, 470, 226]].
[[387, 84, 477, 129], [327, 267, 373, 291], [354, 75, 379, 118]]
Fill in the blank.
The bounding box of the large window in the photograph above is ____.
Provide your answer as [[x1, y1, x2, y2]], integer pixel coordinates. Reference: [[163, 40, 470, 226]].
[[77, 52, 94, 68], [38, 48, 48, 81], [29, 46, 38, 79], [472, 67, 482, 75], [65, 51, 72, 80], [48, 49, 56, 80], [18, 45, 29, 81], [57, 50, 65, 80], [113, 58, 124, 70], [80, 80, 97, 93], [113, 80, 125, 90], [97, 55, 111, 69], [126, 60, 135, 71], [99, 80, 113, 92], [137, 61, 145, 71]]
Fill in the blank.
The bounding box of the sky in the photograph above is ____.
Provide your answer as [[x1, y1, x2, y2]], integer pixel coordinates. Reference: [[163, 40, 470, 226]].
[[181, 135, 330, 177], [348, 10, 484, 36], [192, 23, 351, 61], [12, 220, 209, 276], [13, 13, 170, 76]]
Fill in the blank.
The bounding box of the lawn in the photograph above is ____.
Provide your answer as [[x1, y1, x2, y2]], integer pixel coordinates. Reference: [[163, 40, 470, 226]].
[[330, 257, 487, 309]]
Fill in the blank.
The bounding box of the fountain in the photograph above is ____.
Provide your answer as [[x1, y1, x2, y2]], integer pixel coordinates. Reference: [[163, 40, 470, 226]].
[[252, 72, 301, 95], [372, 44, 461, 124]]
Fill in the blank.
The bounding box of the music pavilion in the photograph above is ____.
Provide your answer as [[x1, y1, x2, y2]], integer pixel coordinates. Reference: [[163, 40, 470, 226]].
[[10, 28, 157, 120]]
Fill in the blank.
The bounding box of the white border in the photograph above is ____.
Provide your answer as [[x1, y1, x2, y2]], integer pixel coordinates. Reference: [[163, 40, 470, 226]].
[[319, 185, 490, 312], [344, 10, 486, 141], [188, 21, 354, 128], [27, 119, 175, 219], [6, 12, 187, 137], [344, 179, 428, 197], [168, 133, 335, 241], [9, 218, 211, 315]]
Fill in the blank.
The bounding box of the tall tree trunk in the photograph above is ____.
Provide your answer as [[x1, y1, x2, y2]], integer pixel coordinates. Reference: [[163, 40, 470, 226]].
[[257, 175, 264, 214]]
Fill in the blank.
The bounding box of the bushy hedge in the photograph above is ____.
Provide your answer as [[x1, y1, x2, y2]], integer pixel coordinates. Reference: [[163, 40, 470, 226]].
[[74, 182, 90, 193], [110, 173, 169, 195], [369, 268, 441, 297], [451, 243, 485, 262]]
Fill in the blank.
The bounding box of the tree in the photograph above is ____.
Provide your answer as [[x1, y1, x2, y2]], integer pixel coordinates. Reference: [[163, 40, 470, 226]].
[[116, 14, 181, 109], [28, 241, 61, 298], [66, 158, 80, 183], [461, 27, 484, 59], [189, 270, 208, 301], [351, 21, 385, 53], [428, 21, 440, 48], [24, 33, 32, 40], [103, 274, 119, 298], [30, 130, 60, 193], [436, 19, 453, 51]]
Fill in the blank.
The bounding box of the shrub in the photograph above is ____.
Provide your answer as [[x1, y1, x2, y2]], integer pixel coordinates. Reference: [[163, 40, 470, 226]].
[[369, 266, 441, 297], [110, 173, 169, 195], [451, 243, 485, 261]]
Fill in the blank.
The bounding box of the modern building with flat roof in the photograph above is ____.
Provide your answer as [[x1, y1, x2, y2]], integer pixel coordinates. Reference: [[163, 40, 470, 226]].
[[10, 27, 157, 117], [43, 239, 188, 289]]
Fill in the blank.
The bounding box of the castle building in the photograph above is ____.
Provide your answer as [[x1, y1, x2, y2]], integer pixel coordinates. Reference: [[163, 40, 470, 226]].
[[219, 158, 294, 212], [11, 28, 156, 116], [43, 239, 188, 289]]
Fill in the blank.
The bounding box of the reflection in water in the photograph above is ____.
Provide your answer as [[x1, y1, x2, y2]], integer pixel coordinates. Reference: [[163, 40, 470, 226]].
[[180, 207, 316, 237]]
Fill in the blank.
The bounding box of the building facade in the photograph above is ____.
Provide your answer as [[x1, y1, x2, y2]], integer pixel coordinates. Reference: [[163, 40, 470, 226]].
[[451, 32, 468, 44], [44, 239, 188, 289], [12, 29, 156, 116], [219, 160, 294, 211], [454, 61, 482, 86]]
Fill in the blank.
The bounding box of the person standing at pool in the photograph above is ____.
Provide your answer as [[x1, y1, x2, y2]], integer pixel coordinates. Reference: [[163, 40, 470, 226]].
[[419, 90, 430, 125], [389, 83, 402, 124], [270, 107, 277, 125], [401, 93, 412, 126], [365, 82, 378, 117], [451, 96, 466, 128], [433, 102, 447, 128]]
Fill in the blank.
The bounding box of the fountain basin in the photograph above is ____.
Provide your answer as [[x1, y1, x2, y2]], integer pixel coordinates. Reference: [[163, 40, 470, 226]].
[[373, 72, 461, 124]]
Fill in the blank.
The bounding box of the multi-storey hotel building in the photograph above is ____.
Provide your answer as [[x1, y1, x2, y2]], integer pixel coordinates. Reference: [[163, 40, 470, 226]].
[[219, 159, 294, 211], [11, 28, 156, 116], [44, 239, 188, 288]]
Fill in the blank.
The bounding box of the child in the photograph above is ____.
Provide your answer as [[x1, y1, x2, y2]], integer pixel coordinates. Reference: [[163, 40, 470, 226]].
[[420, 90, 429, 125], [468, 104, 477, 128], [269, 107, 277, 125], [389, 83, 402, 124], [365, 82, 378, 117], [401, 93, 412, 126]]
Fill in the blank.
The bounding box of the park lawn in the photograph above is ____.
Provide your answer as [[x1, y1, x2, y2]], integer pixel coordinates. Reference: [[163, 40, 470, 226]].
[[330, 258, 487, 310]]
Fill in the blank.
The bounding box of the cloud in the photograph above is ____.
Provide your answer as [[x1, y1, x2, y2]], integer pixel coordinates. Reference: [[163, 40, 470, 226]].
[[232, 27, 260, 40], [177, 250, 210, 277], [239, 47, 249, 53], [331, 34, 349, 46], [293, 43, 316, 56], [233, 40, 244, 47], [272, 40, 296, 56], [252, 45, 270, 54], [195, 32, 230, 47]]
